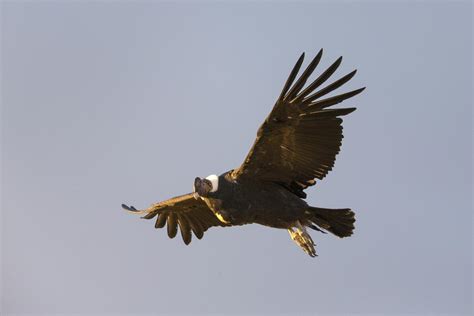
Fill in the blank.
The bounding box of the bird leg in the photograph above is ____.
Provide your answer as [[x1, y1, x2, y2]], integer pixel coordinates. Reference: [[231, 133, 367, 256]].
[[288, 221, 317, 257]]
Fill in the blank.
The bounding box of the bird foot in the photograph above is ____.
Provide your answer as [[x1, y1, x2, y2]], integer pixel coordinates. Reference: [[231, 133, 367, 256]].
[[288, 221, 317, 257]]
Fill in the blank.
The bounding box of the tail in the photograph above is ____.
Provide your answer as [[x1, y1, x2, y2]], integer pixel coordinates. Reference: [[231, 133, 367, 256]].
[[307, 206, 355, 238]]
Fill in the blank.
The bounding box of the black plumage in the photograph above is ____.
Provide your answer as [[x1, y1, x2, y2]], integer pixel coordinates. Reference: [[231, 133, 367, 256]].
[[123, 50, 364, 257]]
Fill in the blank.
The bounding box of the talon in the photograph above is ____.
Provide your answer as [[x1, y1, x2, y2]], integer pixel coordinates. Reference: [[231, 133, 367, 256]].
[[288, 220, 317, 257]]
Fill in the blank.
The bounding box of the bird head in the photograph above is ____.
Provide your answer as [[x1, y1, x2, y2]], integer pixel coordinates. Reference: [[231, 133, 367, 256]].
[[193, 175, 219, 199]]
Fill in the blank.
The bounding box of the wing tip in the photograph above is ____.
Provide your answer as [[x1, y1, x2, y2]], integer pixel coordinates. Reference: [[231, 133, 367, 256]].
[[350, 86, 366, 96], [122, 204, 147, 216], [122, 203, 136, 211], [347, 107, 357, 114], [337, 107, 357, 116]]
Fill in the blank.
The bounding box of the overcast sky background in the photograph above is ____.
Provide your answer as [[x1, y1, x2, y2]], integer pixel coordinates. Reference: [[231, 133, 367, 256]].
[[1, 1, 472, 315]]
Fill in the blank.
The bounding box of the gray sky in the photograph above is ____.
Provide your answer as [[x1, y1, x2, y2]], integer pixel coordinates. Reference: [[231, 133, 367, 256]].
[[1, 1, 472, 315]]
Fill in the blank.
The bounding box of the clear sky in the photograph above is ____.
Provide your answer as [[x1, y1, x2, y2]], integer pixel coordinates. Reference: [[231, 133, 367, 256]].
[[1, 1, 472, 315]]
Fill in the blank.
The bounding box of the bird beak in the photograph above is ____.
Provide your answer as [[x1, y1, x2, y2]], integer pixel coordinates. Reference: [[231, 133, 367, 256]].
[[193, 177, 201, 199]]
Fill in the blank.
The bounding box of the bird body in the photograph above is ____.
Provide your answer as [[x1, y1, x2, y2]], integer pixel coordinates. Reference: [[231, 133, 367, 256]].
[[123, 49, 364, 257], [200, 171, 308, 228]]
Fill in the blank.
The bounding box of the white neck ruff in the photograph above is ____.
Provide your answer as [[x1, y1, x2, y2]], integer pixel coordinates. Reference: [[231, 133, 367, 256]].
[[205, 174, 219, 192]]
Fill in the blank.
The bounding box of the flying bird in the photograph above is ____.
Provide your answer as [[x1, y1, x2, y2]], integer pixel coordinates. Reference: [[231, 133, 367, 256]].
[[122, 50, 365, 257]]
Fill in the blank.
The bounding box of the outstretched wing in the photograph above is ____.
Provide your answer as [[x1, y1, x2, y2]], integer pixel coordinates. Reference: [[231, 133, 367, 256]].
[[232, 50, 365, 198], [122, 193, 229, 245]]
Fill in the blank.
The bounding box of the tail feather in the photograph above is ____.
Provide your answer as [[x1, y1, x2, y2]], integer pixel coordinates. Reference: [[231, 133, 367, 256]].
[[307, 206, 355, 238]]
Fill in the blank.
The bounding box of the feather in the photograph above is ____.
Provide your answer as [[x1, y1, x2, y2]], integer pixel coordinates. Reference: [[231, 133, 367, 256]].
[[187, 214, 204, 239], [304, 108, 356, 119], [155, 212, 168, 228], [177, 214, 192, 245], [307, 87, 366, 111], [292, 56, 343, 103], [277, 52, 305, 102], [142, 211, 158, 220], [301, 70, 357, 105], [285, 49, 323, 100], [167, 213, 178, 238]]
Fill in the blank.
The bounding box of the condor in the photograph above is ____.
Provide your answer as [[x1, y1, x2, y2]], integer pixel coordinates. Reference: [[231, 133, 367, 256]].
[[122, 50, 365, 257]]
